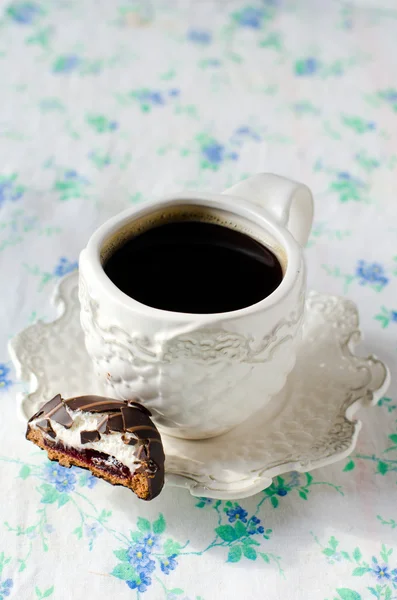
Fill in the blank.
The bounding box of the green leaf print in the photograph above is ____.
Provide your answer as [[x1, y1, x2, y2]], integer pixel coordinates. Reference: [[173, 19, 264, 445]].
[[352, 548, 362, 562], [234, 520, 246, 538], [227, 546, 242, 563], [111, 563, 136, 581], [153, 513, 166, 534], [377, 515, 397, 529], [113, 549, 129, 562], [39, 484, 58, 504], [57, 493, 69, 508], [242, 538, 260, 547], [163, 539, 182, 557], [343, 460, 355, 472], [243, 546, 257, 561], [352, 567, 369, 575], [377, 461, 389, 475], [215, 525, 237, 542], [329, 537, 338, 550], [380, 544, 392, 563], [136, 517, 151, 532], [341, 115, 375, 134], [35, 587, 55, 599], [271, 496, 279, 508], [130, 531, 143, 542], [336, 589, 361, 600], [385, 587, 392, 600], [19, 465, 31, 479], [260, 552, 270, 563]]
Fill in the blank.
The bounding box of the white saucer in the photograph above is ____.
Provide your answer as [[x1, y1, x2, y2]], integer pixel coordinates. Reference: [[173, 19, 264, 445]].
[[9, 272, 390, 499]]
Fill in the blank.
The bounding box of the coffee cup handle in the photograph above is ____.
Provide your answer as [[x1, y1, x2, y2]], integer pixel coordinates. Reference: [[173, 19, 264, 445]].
[[223, 173, 314, 247]]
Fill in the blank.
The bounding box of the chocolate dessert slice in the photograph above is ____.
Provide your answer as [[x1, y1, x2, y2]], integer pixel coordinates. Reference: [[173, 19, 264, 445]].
[[26, 395, 165, 500]]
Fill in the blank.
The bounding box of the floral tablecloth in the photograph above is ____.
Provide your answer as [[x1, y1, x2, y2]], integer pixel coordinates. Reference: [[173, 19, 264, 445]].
[[1, 1, 397, 599]]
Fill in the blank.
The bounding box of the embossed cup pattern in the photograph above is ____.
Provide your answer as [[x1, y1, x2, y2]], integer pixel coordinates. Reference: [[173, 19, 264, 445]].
[[79, 270, 305, 439], [78, 173, 314, 439]]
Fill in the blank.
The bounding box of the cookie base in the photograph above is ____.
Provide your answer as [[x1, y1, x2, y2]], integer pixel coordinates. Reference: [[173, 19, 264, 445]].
[[26, 426, 151, 500]]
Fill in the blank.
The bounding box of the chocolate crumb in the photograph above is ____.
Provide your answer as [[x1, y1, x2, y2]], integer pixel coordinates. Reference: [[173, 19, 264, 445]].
[[36, 419, 56, 438], [80, 430, 101, 444]]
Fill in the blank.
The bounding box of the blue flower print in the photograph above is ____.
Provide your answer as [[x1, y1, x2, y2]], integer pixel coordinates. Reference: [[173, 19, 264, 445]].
[[371, 562, 391, 581], [142, 533, 160, 552], [196, 496, 213, 508], [136, 90, 164, 106], [187, 29, 212, 44], [391, 311, 397, 323], [54, 169, 90, 200], [127, 572, 152, 593], [234, 7, 264, 29], [226, 505, 248, 523], [295, 57, 320, 76], [53, 55, 81, 74], [127, 544, 154, 570], [247, 516, 265, 535], [86, 115, 118, 133], [379, 89, 397, 106], [234, 125, 261, 142], [6, 2, 41, 24], [0, 364, 12, 390], [84, 522, 103, 540], [85, 473, 97, 488], [63, 169, 88, 183], [160, 554, 178, 575], [45, 462, 76, 493], [150, 92, 164, 105], [0, 175, 24, 207], [329, 171, 367, 202], [53, 257, 78, 278], [287, 471, 302, 488], [130, 88, 180, 112], [356, 260, 389, 288], [77, 470, 98, 488], [202, 142, 225, 165], [338, 171, 355, 181], [0, 578, 13, 598]]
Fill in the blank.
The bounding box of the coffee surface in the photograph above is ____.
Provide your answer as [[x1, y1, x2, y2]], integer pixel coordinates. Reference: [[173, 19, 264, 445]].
[[104, 220, 283, 313]]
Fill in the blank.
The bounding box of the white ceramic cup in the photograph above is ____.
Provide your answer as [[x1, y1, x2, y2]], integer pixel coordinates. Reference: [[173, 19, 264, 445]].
[[79, 173, 313, 439]]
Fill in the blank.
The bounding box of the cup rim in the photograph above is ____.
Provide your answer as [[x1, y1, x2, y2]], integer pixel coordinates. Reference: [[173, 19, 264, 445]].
[[80, 192, 302, 323]]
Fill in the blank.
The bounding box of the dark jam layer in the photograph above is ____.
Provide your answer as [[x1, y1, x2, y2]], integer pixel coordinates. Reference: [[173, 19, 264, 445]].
[[44, 439, 132, 480]]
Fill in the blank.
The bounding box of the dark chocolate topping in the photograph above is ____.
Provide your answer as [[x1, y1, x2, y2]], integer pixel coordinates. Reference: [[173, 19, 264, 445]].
[[65, 396, 128, 413], [97, 415, 108, 434], [36, 419, 56, 438], [33, 394, 61, 419], [28, 394, 165, 500], [121, 433, 138, 446], [30, 394, 73, 429], [106, 413, 125, 433], [128, 401, 152, 416], [81, 430, 101, 444]]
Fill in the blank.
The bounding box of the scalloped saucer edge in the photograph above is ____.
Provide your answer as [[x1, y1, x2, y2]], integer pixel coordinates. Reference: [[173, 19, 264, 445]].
[[9, 272, 390, 499]]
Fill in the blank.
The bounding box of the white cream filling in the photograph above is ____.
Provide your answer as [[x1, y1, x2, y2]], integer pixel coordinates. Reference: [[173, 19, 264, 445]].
[[30, 409, 140, 473]]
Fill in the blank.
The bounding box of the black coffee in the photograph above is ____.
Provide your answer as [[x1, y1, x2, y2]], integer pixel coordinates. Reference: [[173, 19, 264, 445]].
[[104, 220, 283, 313]]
